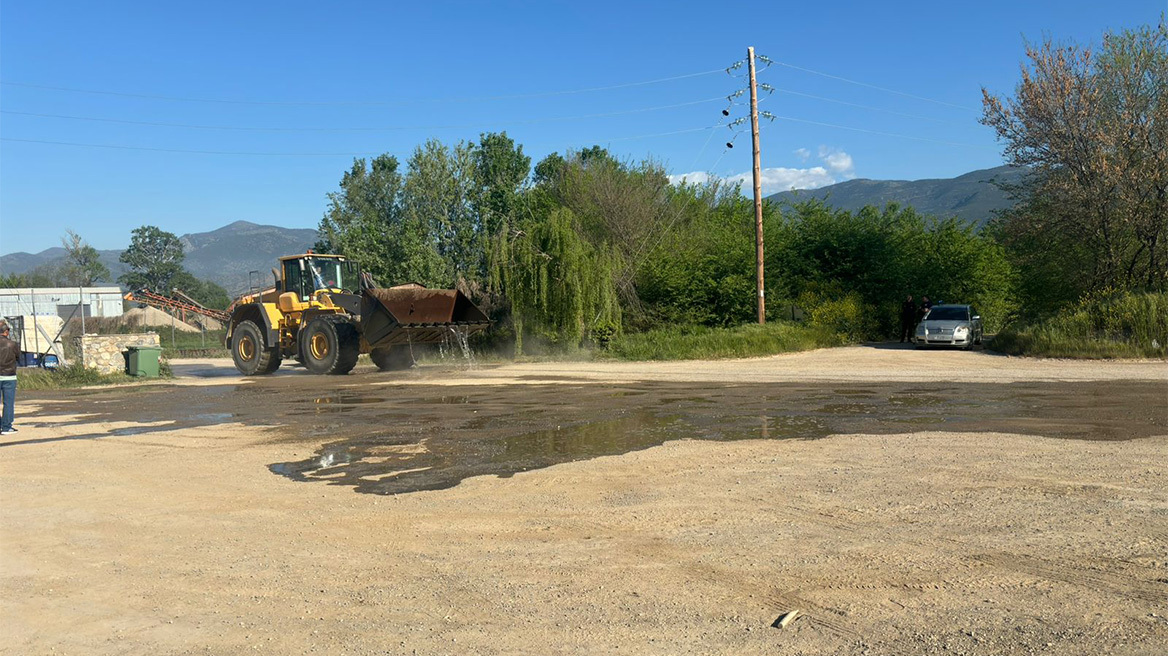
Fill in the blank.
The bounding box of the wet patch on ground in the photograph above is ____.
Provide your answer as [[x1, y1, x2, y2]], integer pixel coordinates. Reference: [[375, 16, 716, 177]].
[[23, 376, 1168, 495]]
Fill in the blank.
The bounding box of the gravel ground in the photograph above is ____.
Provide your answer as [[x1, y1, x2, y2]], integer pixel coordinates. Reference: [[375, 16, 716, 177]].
[[2, 347, 1165, 655]]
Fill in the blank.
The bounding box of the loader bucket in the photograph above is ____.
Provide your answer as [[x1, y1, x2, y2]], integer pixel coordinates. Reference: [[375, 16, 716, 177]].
[[361, 284, 491, 348]]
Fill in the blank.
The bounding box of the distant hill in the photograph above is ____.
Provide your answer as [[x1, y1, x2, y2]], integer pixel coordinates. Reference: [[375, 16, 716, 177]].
[[178, 221, 319, 292], [768, 165, 1025, 225], [0, 221, 318, 295]]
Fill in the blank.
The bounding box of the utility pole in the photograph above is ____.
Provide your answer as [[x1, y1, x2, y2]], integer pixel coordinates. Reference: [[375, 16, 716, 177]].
[[79, 286, 86, 367], [748, 46, 765, 324]]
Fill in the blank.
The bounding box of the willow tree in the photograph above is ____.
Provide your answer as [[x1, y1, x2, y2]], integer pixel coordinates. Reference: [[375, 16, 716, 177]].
[[490, 207, 621, 354]]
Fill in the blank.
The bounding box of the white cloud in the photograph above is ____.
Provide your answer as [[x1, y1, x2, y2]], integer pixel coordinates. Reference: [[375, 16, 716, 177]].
[[670, 146, 855, 195], [667, 171, 711, 186], [731, 167, 837, 194], [818, 146, 855, 176]]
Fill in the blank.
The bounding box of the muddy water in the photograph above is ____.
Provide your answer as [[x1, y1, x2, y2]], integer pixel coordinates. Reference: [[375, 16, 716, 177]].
[[24, 376, 1168, 495]]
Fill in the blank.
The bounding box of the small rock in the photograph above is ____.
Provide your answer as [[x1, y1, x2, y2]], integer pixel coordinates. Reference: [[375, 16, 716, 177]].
[[772, 610, 801, 629]]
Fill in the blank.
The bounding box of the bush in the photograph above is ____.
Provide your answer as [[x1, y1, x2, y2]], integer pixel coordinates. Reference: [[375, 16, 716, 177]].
[[801, 291, 881, 341], [604, 321, 846, 361], [991, 291, 1167, 358], [16, 364, 135, 390]]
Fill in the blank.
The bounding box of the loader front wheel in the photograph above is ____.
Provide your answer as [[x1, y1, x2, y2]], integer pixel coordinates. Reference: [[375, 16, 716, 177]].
[[300, 316, 360, 375], [371, 345, 413, 371], [232, 320, 281, 375]]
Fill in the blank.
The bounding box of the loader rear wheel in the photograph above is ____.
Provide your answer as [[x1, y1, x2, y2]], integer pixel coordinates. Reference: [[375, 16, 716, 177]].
[[232, 320, 281, 376], [300, 316, 360, 375], [371, 345, 414, 371]]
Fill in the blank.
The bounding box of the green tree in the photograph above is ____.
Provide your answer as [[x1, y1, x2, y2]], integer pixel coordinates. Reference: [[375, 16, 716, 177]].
[[0, 271, 56, 288], [170, 271, 231, 309], [473, 132, 531, 240], [318, 154, 451, 287], [400, 140, 478, 284], [982, 20, 1168, 311], [60, 230, 111, 286], [118, 226, 185, 291], [491, 207, 620, 353]]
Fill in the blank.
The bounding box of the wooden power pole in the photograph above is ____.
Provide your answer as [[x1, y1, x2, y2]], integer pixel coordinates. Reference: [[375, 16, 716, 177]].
[[747, 46, 765, 324]]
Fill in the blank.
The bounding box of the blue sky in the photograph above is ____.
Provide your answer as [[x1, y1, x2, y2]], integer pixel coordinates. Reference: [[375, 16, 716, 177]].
[[1, 1, 1162, 253]]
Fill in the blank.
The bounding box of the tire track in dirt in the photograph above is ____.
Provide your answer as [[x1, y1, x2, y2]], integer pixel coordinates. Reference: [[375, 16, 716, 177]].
[[782, 504, 1168, 606], [556, 516, 865, 641], [968, 553, 1167, 605]]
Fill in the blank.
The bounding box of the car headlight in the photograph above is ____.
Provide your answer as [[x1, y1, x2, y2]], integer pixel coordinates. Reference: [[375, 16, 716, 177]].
[[954, 326, 969, 334], [916, 325, 926, 335]]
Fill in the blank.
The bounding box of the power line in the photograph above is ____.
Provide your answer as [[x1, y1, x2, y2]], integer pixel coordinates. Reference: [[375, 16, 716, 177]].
[[0, 97, 724, 133], [768, 114, 994, 148], [0, 69, 725, 106], [1, 126, 722, 156], [589, 125, 718, 143], [0, 138, 375, 157], [772, 61, 979, 112], [771, 88, 965, 125]]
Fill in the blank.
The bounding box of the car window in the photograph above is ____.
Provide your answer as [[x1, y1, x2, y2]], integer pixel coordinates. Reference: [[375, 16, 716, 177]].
[[924, 307, 969, 321]]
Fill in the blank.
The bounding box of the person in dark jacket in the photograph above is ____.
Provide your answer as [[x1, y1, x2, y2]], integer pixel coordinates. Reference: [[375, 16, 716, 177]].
[[899, 295, 917, 343], [918, 296, 934, 324], [0, 320, 18, 435]]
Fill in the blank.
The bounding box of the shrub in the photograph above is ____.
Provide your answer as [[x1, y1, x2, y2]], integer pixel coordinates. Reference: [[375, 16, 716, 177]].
[[802, 291, 881, 341], [991, 291, 1167, 358], [604, 321, 846, 361]]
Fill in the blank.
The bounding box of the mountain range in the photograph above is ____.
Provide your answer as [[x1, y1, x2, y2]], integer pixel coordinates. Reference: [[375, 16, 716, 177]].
[[0, 221, 318, 295], [768, 165, 1023, 225], [2, 167, 1024, 294]]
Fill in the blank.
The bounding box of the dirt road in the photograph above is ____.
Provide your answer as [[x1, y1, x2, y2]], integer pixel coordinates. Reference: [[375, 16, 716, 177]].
[[2, 347, 1166, 655]]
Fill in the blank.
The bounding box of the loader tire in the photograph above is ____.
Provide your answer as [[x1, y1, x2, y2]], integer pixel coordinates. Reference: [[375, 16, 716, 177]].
[[300, 316, 360, 375], [371, 345, 413, 371], [232, 320, 281, 376]]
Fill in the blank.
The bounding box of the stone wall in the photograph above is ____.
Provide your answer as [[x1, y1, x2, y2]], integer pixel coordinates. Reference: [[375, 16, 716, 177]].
[[77, 333, 161, 374]]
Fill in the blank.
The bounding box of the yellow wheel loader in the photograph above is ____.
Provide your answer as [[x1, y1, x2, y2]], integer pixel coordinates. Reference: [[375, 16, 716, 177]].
[[225, 253, 490, 376]]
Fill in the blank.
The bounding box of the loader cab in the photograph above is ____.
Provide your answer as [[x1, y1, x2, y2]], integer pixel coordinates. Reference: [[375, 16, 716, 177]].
[[280, 254, 361, 301]]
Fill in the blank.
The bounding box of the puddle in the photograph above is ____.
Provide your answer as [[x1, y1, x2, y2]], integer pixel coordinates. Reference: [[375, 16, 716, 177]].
[[418, 395, 476, 405], [312, 395, 386, 405], [265, 380, 1167, 495], [26, 378, 1168, 497], [108, 424, 175, 437]]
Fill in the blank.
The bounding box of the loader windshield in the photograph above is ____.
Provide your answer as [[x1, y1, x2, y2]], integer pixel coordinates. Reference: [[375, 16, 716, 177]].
[[284, 256, 362, 300], [305, 258, 360, 294]]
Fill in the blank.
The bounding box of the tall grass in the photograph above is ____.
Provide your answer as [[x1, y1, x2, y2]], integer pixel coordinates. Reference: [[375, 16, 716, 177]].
[[604, 321, 847, 361], [17, 364, 134, 391], [991, 291, 1167, 359]]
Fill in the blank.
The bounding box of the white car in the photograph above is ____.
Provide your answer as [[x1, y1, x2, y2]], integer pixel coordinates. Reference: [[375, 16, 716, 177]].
[[914, 304, 983, 349]]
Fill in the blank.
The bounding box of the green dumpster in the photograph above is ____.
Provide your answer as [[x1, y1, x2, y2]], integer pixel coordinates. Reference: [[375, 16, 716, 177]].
[[126, 346, 163, 378]]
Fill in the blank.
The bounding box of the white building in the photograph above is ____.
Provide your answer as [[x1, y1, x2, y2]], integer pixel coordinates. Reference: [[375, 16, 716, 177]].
[[0, 286, 125, 320]]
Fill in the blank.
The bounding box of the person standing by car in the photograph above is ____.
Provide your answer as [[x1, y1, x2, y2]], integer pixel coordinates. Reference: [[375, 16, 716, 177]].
[[918, 296, 933, 324], [0, 320, 18, 436], [899, 295, 917, 343]]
